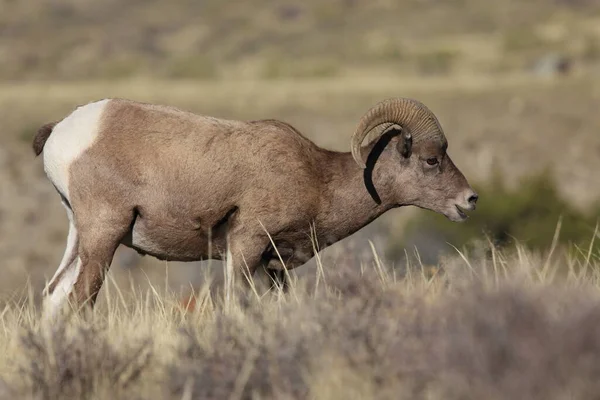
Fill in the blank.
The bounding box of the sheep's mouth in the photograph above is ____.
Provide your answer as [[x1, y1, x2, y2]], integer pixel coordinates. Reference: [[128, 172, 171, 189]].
[[455, 205, 469, 220]]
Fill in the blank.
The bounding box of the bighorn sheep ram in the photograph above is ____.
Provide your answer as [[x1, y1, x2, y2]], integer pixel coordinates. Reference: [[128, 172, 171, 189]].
[[33, 97, 478, 317]]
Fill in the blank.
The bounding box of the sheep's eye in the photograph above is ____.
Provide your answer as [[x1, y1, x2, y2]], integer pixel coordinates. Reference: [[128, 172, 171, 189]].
[[426, 157, 438, 166]]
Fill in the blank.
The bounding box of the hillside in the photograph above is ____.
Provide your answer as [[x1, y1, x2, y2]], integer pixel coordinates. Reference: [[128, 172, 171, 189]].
[[2, 0, 600, 80]]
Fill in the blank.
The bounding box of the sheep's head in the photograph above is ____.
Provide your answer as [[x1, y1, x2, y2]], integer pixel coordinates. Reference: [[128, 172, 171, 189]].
[[351, 98, 478, 222]]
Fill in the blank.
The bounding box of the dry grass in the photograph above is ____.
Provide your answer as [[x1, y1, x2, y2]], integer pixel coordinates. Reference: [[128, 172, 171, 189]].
[[1, 232, 599, 399]]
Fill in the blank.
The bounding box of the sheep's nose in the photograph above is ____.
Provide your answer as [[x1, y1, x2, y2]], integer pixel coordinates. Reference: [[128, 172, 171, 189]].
[[468, 193, 479, 206]]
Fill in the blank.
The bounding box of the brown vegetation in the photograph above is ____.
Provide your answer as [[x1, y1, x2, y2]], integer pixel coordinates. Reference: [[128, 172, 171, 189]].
[[1, 243, 600, 399]]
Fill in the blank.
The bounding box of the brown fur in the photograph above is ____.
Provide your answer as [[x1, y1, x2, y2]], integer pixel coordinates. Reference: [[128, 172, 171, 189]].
[[40, 98, 478, 309], [32, 122, 58, 156]]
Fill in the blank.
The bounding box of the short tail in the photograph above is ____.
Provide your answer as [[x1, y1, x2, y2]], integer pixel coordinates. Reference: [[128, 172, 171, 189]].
[[32, 121, 58, 156]]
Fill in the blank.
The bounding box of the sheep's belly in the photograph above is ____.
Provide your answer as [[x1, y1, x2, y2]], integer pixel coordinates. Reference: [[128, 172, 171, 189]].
[[121, 218, 218, 262]]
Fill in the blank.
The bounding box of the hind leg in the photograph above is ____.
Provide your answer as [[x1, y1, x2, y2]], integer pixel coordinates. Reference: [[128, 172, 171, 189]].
[[43, 203, 134, 318], [43, 200, 80, 316]]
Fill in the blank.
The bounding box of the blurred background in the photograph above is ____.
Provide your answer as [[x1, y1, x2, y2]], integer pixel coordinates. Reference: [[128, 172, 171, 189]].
[[1, 0, 599, 303]]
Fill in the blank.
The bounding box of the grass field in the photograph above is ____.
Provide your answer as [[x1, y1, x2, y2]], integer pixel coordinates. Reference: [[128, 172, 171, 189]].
[[1, 237, 599, 399]]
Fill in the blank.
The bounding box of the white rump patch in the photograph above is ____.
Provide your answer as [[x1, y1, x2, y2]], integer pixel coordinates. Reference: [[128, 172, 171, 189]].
[[43, 99, 110, 200]]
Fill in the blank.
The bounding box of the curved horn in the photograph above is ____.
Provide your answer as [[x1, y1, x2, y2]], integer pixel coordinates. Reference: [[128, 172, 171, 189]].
[[351, 98, 445, 168]]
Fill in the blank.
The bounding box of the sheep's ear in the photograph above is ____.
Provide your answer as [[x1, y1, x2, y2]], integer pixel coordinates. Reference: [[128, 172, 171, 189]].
[[398, 130, 412, 158]]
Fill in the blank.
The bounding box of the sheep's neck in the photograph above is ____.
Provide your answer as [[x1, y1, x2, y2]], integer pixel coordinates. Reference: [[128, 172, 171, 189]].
[[316, 150, 397, 244]]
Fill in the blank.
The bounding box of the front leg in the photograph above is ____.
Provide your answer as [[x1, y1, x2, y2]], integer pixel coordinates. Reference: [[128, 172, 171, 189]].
[[264, 268, 289, 292], [262, 247, 294, 293], [261, 239, 320, 293], [223, 232, 270, 306]]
